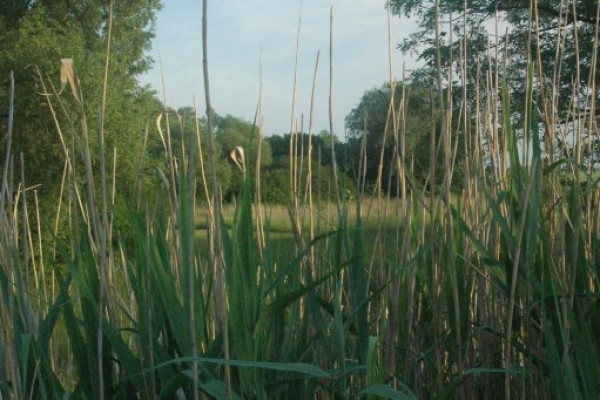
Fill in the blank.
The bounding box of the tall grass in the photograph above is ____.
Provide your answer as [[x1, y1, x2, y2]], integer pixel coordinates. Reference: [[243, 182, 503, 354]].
[[1, 0, 600, 399]]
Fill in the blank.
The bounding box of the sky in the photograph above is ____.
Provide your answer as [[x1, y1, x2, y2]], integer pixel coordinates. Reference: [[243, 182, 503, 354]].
[[139, 0, 420, 138]]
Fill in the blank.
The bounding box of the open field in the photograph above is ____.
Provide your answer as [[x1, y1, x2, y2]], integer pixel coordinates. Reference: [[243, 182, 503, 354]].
[[194, 198, 414, 275]]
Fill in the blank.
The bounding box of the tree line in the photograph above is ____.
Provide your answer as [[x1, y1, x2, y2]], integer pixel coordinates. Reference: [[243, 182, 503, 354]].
[[2, 0, 599, 213]]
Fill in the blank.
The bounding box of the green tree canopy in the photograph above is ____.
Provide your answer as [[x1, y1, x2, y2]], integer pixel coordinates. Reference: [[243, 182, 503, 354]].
[[345, 82, 451, 192], [212, 114, 272, 199], [267, 131, 337, 168], [390, 0, 600, 120], [215, 114, 273, 170], [0, 0, 162, 196], [263, 133, 355, 204]]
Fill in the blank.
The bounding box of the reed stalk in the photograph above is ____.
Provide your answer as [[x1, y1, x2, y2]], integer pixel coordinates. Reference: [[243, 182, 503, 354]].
[[201, 1, 230, 398], [306, 51, 320, 275]]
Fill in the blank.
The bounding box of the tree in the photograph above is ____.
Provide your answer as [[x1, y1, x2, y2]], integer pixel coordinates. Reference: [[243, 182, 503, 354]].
[[216, 115, 273, 169], [344, 82, 449, 193], [262, 133, 356, 203], [0, 0, 162, 196], [390, 0, 600, 119], [265, 134, 290, 159], [214, 114, 272, 199], [267, 131, 337, 168]]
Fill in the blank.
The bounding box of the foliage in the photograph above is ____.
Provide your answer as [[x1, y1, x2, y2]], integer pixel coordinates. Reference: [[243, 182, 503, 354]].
[[156, 107, 233, 202], [261, 156, 355, 204], [2, 1, 600, 399], [265, 133, 356, 204], [214, 114, 272, 199], [344, 82, 462, 193], [268, 130, 338, 168], [0, 0, 162, 194], [390, 0, 600, 120], [216, 114, 273, 169]]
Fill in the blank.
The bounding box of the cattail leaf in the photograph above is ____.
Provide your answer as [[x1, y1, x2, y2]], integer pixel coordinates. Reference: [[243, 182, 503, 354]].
[[101, 321, 146, 395], [350, 199, 369, 363], [184, 357, 331, 378], [19, 334, 33, 389], [570, 312, 600, 399], [360, 384, 418, 399], [198, 379, 242, 400]]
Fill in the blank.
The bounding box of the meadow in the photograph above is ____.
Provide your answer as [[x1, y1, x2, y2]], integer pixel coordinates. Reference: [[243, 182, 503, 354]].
[[1, 1, 600, 400]]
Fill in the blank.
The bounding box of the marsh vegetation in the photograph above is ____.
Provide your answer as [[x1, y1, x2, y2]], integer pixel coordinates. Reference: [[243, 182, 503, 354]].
[[1, 0, 600, 399]]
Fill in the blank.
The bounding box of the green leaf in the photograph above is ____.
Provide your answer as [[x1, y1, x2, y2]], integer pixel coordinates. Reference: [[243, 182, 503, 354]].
[[137, 357, 332, 379], [360, 384, 418, 400], [198, 379, 242, 400]]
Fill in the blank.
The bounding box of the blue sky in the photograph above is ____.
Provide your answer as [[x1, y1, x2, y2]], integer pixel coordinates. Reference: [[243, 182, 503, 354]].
[[139, 0, 419, 137]]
